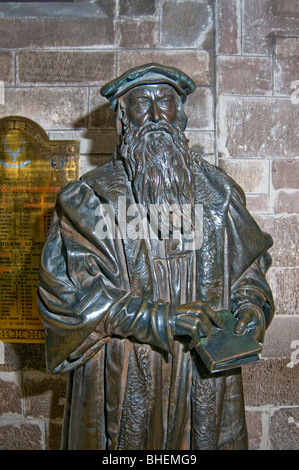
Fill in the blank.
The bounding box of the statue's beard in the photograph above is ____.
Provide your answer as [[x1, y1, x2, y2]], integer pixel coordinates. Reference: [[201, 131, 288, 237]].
[[119, 119, 194, 234]]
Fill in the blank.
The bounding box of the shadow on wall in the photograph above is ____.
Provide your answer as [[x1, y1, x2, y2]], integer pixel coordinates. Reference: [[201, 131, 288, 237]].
[[73, 100, 119, 172]]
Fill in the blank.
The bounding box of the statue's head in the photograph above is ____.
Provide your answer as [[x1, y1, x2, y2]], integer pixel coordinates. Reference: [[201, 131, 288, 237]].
[[101, 63, 196, 136], [101, 64, 196, 209]]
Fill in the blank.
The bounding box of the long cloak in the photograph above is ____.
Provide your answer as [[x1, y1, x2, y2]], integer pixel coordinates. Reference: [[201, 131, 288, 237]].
[[38, 153, 274, 450]]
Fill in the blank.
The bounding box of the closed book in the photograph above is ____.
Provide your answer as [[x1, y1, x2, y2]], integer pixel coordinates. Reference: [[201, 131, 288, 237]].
[[195, 310, 263, 373]]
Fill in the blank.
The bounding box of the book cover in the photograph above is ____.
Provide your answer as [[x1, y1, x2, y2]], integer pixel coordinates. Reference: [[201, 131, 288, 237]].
[[195, 310, 263, 373]]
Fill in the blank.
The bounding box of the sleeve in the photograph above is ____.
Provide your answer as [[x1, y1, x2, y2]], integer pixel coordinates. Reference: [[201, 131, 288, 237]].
[[38, 181, 173, 373], [231, 252, 275, 332], [227, 183, 275, 336]]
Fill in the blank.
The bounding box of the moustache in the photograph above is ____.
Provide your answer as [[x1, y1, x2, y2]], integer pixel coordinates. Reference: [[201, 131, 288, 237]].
[[135, 121, 176, 141]]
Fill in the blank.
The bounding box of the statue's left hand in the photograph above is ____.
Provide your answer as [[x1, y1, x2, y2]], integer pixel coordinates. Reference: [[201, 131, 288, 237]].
[[234, 304, 265, 342]]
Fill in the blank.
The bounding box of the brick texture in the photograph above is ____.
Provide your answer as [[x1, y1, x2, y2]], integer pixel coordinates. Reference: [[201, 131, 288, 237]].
[[0, 52, 14, 85], [219, 159, 269, 193], [218, 96, 299, 159], [17, 51, 116, 85], [245, 411, 263, 450], [119, 19, 158, 48], [243, 359, 299, 407], [24, 373, 67, 419], [255, 215, 299, 267], [242, 0, 299, 37], [262, 316, 299, 358], [270, 408, 299, 450], [218, 56, 272, 95], [272, 160, 299, 189], [119, 0, 157, 17], [217, 0, 299, 451], [0, 87, 88, 130], [0, 422, 43, 450], [216, 0, 241, 54], [161, 0, 214, 48], [0, 376, 22, 415], [274, 38, 299, 96]]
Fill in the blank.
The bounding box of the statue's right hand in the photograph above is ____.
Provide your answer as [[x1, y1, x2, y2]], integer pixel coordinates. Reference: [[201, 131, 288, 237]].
[[172, 301, 225, 349]]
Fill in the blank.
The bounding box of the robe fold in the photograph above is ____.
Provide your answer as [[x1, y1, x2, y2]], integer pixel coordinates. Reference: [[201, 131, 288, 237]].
[[38, 152, 274, 450]]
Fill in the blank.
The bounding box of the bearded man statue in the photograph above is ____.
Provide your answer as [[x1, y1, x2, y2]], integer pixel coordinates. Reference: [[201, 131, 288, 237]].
[[38, 64, 274, 450]]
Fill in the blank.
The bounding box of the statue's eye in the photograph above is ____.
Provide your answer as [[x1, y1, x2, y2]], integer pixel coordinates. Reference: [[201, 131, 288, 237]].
[[159, 96, 174, 109], [134, 98, 150, 113]]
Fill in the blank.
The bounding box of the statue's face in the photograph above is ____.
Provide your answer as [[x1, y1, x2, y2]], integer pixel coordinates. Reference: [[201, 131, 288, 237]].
[[123, 84, 184, 133]]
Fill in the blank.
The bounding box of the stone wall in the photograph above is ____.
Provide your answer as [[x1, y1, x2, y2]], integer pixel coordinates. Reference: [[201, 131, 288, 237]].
[[0, 0, 298, 450], [216, 0, 299, 451]]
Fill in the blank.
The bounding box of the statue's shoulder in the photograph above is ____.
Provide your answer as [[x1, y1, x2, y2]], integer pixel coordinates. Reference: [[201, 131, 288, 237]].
[[81, 157, 127, 195], [55, 160, 115, 208], [80, 158, 115, 184]]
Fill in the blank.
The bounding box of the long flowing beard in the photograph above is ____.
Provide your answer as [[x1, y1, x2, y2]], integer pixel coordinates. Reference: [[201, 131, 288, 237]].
[[119, 119, 195, 234]]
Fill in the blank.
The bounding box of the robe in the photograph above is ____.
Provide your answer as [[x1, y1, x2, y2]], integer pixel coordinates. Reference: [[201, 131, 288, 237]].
[[38, 152, 274, 450]]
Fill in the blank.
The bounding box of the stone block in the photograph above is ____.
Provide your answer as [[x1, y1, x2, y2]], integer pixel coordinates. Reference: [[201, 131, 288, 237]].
[[242, 358, 299, 407], [242, 37, 274, 56], [17, 51, 116, 85], [80, 155, 112, 177], [0, 52, 14, 85], [89, 88, 119, 129], [0, 343, 46, 372], [186, 131, 215, 155], [118, 50, 213, 86], [48, 421, 63, 451], [161, 0, 214, 49], [48, 129, 118, 160], [0, 17, 115, 49], [119, 0, 157, 17], [243, 0, 299, 38], [218, 57, 272, 96], [254, 214, 299, 267], [0, 87, 88, 130], [119, 19, 158, 48], [216, 0, 241, 54], [0, 373, 22, 415], [219, 159, 269, 193], [274, 38, 299, 97], [218, 96, 299, 159], [245, 194, 270, 214], [81, 131, 119, 156], [270, 407, 299, 450], [271, 0, 299, 18], [273, 191, 299, 214], [245, 410, 263, 450], [272, 160, 299, 190], [263, 315, 299, 360], [267, 268, 299, 316], [184, 87, 214, 130], [0, 422, 43, 450], [24, 372, 67, 419]]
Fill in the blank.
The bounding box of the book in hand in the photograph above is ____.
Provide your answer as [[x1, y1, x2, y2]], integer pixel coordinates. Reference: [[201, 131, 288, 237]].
[[195, 310, 263, 373]]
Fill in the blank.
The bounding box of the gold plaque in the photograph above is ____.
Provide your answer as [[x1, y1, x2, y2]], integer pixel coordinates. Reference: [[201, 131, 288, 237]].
[[0, 116, 80, 343]]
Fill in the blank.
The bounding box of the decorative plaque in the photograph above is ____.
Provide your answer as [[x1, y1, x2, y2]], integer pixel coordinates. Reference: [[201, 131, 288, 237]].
[[0, 116, 80, 343]]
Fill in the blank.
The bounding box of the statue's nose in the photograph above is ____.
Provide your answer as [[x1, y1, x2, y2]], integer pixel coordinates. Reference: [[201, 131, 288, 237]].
[[150, 102, 162, 123]]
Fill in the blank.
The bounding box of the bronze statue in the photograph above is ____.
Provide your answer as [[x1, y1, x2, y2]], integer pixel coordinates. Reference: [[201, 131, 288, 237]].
[[38, 64, 274, 450]]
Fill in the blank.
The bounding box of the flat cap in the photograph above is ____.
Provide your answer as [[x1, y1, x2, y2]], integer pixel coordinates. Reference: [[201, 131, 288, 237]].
[[100, 63, 196, 110]]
